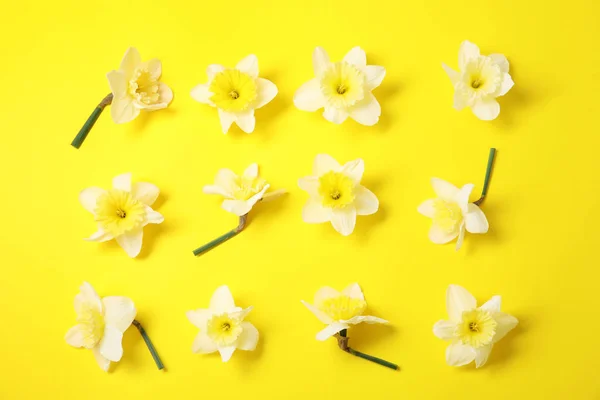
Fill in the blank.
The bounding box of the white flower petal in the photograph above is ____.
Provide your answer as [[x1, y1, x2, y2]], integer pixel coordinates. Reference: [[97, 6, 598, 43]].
[[341, 283, 364, 300], [331, 206, 357, 236], [314, 286, 340, 306], [246, 184, 269, 207], [354, 185, 378, 216], [316, 322, 349, 341], [480, 295, 501, 313], [111, 96, 139, 124], [429, 224, 459, 244], [98, 325, 123, 362], [222, 199, 253, 216], [254, 78, 277, 109], [301, 300, 334, 324], [218, 109, 236, 133], [456, 184, 474, 214], [446, 342, 476, 367], [323, 106, 348, 124], [131, 182, 159, 206], [455, 223, 466, 251], [84, 228, 114, 243], [261, 189, 286, 202], [471, 98, 500, 121], [442, 63, 460, 86], [218, 346, 236, 362], [343, 47, 366, 69], [208, 168, 238, 198], [102, 296, 136, 333], [79, 187, 106, 214], [74, 282, 103, 315], [186, 309, 213, 329], [349, 93, 381, 126], [144, 58, 162, 80], [92, 347, 111, 371], [313, 154, 341, 176], [206, 64, 225, 80], [341, 159, 364, 184], [447, 285, 477, 322], [493, 313, 518, 343], [203, 185, 232, 198], [365, 66, 386, 90], [294, 78, 326, 111], [341, 315, 387, 325], [113, 173, 132, 192], [65, 325, 85, 347], [497, 73, 514, 97], [242, 163, 259, 180], [115, 229, 143, 258], [312, 47, 330, 77], [119, 47, 141, 77], [192, 332, 218, 354], [231, 306, 253, 321], [298, 176, 319, 196], [431, 178, 460, 201], [465, 203, 489, 234], [302, 200, 331, 223], [236, 322, 259, 351], [433, 320, 456, 340], [106, 70, 127, 96], [191, 83, 213, 105], [458, 40, 480, 71], [417, 199, 435, 218], [475, 344, 493, 368], [210, 285, 236, 314], [235, 110, 255, 133], [236, 54, 259, 78], [155, 83, 173, 108], [489, 53, 509, 74], [453, 89, 469, 111]]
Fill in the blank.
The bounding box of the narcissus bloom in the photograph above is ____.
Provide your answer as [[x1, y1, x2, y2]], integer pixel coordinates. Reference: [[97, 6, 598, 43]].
[[65, 282, 136, 371], [301, 283, 387, 340], [203, 163, 285, 216], [79, 173, 164, 258], [299, 154, 378, 236], [418, 178, 488, 250], [107, 47, 173, 124], [294, 47, 385, 125], [191, 55, 278, 134], [433, 285, 518, 368], [187, 286, 259, 362], [442, 40, 514, 120]]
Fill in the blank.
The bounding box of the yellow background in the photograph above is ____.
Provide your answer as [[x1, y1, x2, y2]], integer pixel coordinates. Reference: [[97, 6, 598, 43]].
[[1, 0, 599, 398]]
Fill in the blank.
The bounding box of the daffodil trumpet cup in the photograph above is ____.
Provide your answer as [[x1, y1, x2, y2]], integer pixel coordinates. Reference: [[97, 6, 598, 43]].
[[336, 329, 399, 370], [193, 214, 248, 256], [71, 93, 113, 149], [132, 320, 165, 370], [473, 148, 497, 206]]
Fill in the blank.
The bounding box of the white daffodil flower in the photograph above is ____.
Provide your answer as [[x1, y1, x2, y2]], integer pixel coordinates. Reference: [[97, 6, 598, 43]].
[[203, 163, 285, 217], [442, 40, 514, 120], [301, 283, 387, 341], [106, 47, 173, 124], [65, 282, 136, 371], [433, 285, 518, 368], [190, 55, 278, 134], [294, 46, 385, 126], [418, 178, 489, 250], [186, 285, 259, 362], [298, 154, 378, 236], [79, 173, 164, 258]]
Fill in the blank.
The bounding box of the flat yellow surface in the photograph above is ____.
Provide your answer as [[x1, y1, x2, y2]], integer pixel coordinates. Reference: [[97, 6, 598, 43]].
[[1, 0, 599, 398]]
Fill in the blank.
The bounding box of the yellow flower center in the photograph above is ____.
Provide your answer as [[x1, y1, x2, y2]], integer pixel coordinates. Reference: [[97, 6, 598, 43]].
[[206, 313, 243, 346], [432, 199, 463, 233], [318, 295, 367, 321], [318, 171, 355, 208], [456, 309, 497, 348], [233, 176, 267, 201], [463, 57, 501, 95], [320, 62, 365, 108], [209, 69, 257, 112], [129, 68, 160, 105], [95, 189, 147, 237], [77, 303, 105, 348]]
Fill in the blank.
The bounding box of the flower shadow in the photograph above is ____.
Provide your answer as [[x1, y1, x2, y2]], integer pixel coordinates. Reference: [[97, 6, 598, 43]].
[[353, 178, 386, 241], [493, 64, 540, 129]]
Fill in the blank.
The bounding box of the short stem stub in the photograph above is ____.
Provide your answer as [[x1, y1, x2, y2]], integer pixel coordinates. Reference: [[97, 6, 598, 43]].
[[71, 93, 113, 149], [473, 148, 497, 206], [132, 319, 164, 370], [336, 329, 399, 371], [192, 214, 248, 256]]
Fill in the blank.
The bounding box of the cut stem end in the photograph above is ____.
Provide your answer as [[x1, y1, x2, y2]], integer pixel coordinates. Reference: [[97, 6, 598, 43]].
[[132, 319, 164, 370]]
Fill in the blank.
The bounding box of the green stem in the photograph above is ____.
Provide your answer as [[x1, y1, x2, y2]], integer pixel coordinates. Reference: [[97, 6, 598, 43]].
[[71, 93, 113, 149], [338, 329, 398, 371], [132, 320, 164, 370], [193, 214, 247, 256], [473, 148, 497, 206]]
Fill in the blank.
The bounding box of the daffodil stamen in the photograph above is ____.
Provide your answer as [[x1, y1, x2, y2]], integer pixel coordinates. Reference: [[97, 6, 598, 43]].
[[320, 62, 365, 109], [318, 171, 356, 208], [209, 69, 258, 112], [95, 189, 147, 237]]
